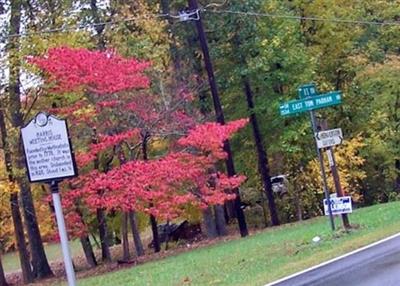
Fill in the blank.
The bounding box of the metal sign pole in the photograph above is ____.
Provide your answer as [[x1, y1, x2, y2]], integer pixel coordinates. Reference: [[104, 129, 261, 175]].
[[50, 181, 76, 286], [319, 119, 351, 229], [326, 148, 351, 229], [309, 111, 335, 231]]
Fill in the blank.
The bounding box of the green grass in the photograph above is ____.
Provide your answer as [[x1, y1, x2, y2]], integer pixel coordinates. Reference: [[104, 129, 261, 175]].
[[2, 239, 82, 273], [74, 202, 400, 286]]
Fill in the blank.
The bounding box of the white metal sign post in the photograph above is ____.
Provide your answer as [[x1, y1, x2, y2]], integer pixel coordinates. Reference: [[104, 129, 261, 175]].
[[21, 112, 77, 286]]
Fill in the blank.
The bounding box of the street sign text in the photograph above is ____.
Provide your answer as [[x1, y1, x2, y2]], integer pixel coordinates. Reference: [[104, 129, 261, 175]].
[[323, 196, 352, 216], [315, 128, 343, 149], [280, 91, 342, 116]]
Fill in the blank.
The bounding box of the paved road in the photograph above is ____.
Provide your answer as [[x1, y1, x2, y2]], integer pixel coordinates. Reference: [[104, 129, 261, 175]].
[[270, 234, 400, 286]]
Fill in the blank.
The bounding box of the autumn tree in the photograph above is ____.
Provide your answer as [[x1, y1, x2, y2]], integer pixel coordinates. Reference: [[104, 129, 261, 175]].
[[6, 0, 53, 279], [30, 47, 250, 260], [29, 46, 151, 260], [29, 46, 192, 255]]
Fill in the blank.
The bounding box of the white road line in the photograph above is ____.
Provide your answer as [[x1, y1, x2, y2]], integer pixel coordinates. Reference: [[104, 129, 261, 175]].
[[265, 232, 400, 286]]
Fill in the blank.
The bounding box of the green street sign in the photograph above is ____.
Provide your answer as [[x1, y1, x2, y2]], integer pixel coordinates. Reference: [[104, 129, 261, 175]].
[[280, 91, 342, 116], [298, 83, 318, 99]]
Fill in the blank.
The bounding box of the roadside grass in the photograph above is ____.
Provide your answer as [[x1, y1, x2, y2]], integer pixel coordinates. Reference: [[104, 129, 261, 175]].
[[2, 239, 82, 273], [70, 201, 400, 286]]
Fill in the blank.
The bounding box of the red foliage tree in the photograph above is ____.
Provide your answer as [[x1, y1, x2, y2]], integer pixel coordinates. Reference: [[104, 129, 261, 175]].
[[74, 120, 248, 221], [30, 47, 248, 239], [29, 47, 150, 94]]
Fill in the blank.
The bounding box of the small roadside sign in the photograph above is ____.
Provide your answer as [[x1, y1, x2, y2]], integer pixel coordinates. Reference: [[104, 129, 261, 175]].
[[21, 112, 77, 183], [315, 128, 343, 149], [323, 196, 352, 216], [298, 83, 318, 99]]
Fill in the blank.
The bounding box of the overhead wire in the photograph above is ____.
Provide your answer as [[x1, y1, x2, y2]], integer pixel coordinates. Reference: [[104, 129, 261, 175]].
[[0, 6, 399, 40], [3, 13, 170, 40], [204, 9, 400, 26]]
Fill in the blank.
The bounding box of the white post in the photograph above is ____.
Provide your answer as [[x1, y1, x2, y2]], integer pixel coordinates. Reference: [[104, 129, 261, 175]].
[[326, 148, 334, 167], [51, 182, 76, 286]]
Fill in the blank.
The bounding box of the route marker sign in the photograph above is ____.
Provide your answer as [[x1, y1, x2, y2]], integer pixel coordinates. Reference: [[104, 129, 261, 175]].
[[315, 128, 343, 149], [21, 113, 77, 182], [323, 196, 352, 216], [298, 83, 318, 99], [279, 91, 342, 116]]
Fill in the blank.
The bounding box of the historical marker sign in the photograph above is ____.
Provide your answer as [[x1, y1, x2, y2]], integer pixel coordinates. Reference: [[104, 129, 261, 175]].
[[315, 128, 343, 149], [279, 91, 342, 116], [323, 196, 352, 216], [21, 112, 77, 182], [21, 112, 78, 285]]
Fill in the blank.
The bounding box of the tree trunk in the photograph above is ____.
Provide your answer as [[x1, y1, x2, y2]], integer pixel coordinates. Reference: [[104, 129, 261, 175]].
[[121, 213, 130, 261], [242, 78, 280, 226], [10, 193, 34, 283], [202, 207, 218, 238], [395, 159, 400, 193], [188, 0, 248, 237], [79, 236, 97, 268], [19, 181, 53, 278], [0, 110, 33, 283], [8, 1, 53, 278], [90, 2, 113, 256], [96, 208, 111, 262], [128, 211, 144, 256], [230, 22, 280, 226], [73, 205, 97, 267], [214, 205, 228, 236], [149, 214, 160, 253], [0, 253, 8, 286], [91, 128, 111, 262], [141, 133, 161, 252], [118, 149, 143, 258], [89, 0, 115, 256]]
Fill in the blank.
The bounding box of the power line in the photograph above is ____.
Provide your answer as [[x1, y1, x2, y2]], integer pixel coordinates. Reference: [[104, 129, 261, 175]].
[[3, 13, 170, 40], [1, 7, 400, 41], [205, 9, 400, 27]]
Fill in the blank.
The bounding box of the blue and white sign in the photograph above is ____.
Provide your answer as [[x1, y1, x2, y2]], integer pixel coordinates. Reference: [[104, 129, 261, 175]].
[[323, 196, 352, 216]]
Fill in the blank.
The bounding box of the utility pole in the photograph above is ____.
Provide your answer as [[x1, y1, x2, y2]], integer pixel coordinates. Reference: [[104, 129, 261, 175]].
[[187, 0, 248, 237]]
